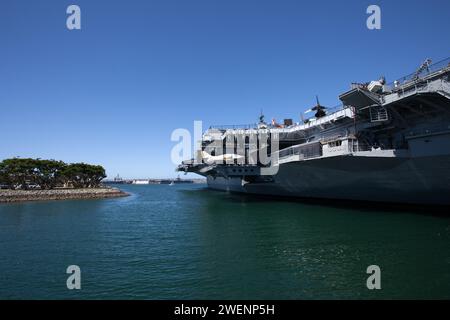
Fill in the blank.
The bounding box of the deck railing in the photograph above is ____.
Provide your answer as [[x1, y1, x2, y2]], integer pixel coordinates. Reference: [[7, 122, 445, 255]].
[[386, 57, 450, 89], [277, 142, 323, 161], [209, 123, 257, 130], [209, 104, 349, 132]]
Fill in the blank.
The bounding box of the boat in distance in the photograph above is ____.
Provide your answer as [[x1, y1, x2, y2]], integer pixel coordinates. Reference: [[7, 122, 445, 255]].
[[177, 57, 450, 205]]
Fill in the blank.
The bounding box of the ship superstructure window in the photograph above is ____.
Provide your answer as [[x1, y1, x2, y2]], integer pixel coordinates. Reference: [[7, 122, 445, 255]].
[[328, 140, 342, 148]]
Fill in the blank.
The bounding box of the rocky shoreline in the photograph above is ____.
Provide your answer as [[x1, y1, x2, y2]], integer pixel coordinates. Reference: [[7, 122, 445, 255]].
[[0, 187, 129, 203]]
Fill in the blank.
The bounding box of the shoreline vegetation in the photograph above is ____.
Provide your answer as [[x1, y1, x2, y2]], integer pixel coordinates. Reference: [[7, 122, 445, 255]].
[[0, 158, 128, 203]]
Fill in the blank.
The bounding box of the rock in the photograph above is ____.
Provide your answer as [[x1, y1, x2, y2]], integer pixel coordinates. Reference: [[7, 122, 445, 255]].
[[0, 187, 129, 203]]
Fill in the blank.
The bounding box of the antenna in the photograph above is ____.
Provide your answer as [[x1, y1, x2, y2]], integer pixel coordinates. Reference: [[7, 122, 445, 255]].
[[259, 108, 265, 123]]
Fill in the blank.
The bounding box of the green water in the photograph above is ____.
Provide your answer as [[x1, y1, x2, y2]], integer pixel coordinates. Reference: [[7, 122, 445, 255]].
[[0, 184, 449, 299]]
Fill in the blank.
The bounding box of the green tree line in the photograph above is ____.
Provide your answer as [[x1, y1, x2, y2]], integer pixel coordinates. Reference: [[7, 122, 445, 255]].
[[0, 158, 106, 190]]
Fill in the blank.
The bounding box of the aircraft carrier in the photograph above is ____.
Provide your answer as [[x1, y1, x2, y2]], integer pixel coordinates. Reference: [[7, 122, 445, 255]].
[[177, 57, 450, 205]]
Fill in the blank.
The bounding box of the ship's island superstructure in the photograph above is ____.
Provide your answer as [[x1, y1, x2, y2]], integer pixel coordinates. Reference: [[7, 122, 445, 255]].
[[177, 58, 450, 205]]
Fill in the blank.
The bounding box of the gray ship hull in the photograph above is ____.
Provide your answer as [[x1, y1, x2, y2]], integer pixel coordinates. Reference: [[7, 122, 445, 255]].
[[206, 155, 450, 205], [176, 58, 450, 206]]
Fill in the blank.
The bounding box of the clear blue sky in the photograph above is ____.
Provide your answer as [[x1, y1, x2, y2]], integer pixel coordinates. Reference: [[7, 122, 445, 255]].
[[1, 0, 449, 178]]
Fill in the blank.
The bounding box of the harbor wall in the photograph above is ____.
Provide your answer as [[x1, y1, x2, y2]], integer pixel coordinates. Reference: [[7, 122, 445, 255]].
[[0, 188, 129, 203]]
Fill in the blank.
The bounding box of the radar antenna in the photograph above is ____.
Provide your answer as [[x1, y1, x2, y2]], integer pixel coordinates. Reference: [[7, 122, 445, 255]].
[[305, 95, 327, 118], [259, 109, 265, 123]]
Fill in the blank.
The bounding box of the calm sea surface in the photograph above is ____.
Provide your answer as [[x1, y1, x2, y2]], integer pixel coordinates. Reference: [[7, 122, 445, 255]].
[[0, 184, 449, 299]]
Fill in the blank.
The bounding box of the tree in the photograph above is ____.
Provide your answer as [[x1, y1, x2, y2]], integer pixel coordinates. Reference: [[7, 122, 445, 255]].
[[0, 158, 38, 189], [0, 162, 9, 188], [60, 163, 106, 188], [0, 158, 106, 190], [34, 159, 66, 189]]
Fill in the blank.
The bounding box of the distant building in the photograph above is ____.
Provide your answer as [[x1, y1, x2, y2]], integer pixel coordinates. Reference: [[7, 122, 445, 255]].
[[133, 179, 149, 185]]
